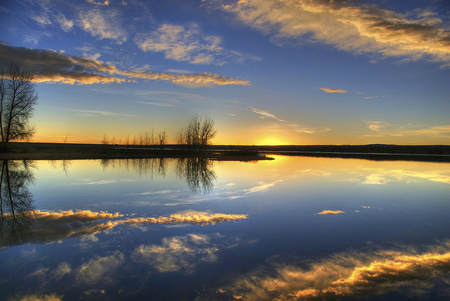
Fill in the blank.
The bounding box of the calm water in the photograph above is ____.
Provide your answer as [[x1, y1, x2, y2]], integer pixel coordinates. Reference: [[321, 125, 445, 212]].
[[1, 156, 449, 301]]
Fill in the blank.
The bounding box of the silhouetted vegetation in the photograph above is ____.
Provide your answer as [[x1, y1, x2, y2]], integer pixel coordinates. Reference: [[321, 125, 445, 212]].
[[177, 115, 217, 151], [0, 63, 38, 147], [101, 128, 168, 146]]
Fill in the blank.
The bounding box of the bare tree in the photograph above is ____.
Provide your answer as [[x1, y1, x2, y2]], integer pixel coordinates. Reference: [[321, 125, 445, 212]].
[[179, 115, 217, 150], [176, 129, 186, 145], [101, 134, 109, 145], [200, 116, 217, 147], [158, 129, 167, 145], [0, 63, 38, 144]]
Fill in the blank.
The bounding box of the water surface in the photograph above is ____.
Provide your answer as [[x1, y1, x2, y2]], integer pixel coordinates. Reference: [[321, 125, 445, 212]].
[[1, 156, 449, 300]]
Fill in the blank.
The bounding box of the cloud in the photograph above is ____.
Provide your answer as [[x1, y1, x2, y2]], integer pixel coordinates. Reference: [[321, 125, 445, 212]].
[[394, 125, 450, 137], [248, 106, 284, 122], [360, 168, 450, 185], [78, 8, 127, 43], [8, 293, 63, 301], [55, 13, 74, 32], [219, 240, 450, 300], [290, 124, 332, 134], [135, 23, 258, 65], [72, 109, 137, 117], [75, 251, 124, 285], [367, 121, 388, 132], [135, 101, 180, 108], [223, 0, 450, 67], [317, 210, 345, 215], [132, 233, 222, 273], [227, 180, 282, 200], [0, 43, 250, 87], [320, 88, 348, 93], [86, 0, 110, 6], [364, 122, 450, 138], [2, 209, 248, 246], [121, 69, 251, 88], [246, 105, 332, 135]]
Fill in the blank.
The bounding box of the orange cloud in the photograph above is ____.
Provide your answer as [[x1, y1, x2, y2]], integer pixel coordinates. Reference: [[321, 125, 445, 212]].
[[0, 43, 250, 87], [3, 209, 248, 246], [317, 210, 345, 215], [220, 240, 450, 300], [320, 88, 348, 93]]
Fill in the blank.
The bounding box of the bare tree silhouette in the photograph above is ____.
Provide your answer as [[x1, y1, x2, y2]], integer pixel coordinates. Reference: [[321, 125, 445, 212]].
[[0, 63, 38, 145], [179, 115, 217, 150]]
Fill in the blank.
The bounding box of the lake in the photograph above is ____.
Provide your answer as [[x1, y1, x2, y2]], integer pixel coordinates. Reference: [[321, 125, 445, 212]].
[[1, 156, 449, 301]]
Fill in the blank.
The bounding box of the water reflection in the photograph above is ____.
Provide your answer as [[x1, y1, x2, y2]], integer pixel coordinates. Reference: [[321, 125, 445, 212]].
[[3, 209, 247, 246], [99, 157, 216, 193], [0, 160, 35, 246], [100, 158, 168, 177], [176, 157, 216, 193], [217, 240, 450, 301]]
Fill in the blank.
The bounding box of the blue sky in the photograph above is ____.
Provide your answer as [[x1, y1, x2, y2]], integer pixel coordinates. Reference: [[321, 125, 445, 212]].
[[0, 0, 449, 145]]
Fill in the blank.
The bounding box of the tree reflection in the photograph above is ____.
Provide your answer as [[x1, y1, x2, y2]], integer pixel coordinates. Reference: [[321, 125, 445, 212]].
[[0, 160, 35, 246], [176, 158, 216, 193], [100, 158, 167, 177], [99, 158, 216, 193]]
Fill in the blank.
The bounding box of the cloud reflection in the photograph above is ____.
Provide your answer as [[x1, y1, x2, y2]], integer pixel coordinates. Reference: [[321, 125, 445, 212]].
[[220, 241, 450, 300], [9, 293, 63, 301], [3, 210, 247, 246], [76, 251, 124, 284], [132, 233, 222, 273], [361, 168, 450, 185]]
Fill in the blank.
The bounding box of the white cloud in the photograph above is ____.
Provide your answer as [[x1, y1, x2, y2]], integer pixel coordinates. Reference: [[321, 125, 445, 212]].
[[76, 251, 124, 284], [248, 106, 284, 122], [367, 121, 388, 132], [132, 233, 222, 273], [72, 109, 137, 117], [79, 8, 127, 43], [55, 13, 74, 32], [364, 122, 450, 138], [135, 23, 257, 65]]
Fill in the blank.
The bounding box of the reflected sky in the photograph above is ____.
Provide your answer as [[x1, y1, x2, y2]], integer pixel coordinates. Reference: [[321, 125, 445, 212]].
[[1, 156, 449, 300]]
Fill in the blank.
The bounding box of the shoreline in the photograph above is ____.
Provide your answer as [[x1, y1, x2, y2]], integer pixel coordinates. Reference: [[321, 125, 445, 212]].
[[1, 142, 449, 162]]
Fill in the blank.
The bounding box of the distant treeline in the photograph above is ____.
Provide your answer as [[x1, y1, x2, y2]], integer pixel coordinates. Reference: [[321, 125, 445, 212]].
[[101, 129, 167, 146], [100, 116, 217, 149]]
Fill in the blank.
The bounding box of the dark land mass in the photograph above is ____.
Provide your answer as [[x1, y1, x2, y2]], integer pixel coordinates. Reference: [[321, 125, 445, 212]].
[[1, 142, 449, 162]]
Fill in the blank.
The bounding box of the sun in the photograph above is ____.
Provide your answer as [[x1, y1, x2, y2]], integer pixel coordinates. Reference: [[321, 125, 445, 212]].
[[258, 138, 283, 145]]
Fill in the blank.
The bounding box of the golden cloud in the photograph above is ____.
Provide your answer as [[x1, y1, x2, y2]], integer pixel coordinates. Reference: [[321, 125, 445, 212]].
[[317, 210, 345, 215], [3, 209, 248, 246], [219, 240, 450, 300], [224, 0, 450, 66], [8, 293, 63, 301], [320, 88, 348, 93], [0, 43, 250, 87]]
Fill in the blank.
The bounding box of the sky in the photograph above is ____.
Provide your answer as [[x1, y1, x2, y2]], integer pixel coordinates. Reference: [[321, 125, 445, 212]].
[[0, 0, 449, 145]]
